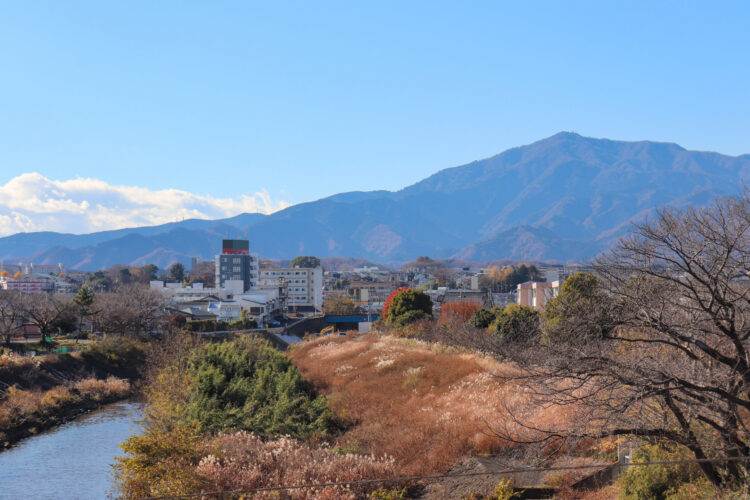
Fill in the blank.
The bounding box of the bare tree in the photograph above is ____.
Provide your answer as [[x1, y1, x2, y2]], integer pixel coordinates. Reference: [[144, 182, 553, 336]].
[[22, 293, 76, 344], [322, 296, 357, 315], [125, 284, 167, 335], [95, 284, 167, 336], [94, 292, 130, 335], [0, 290, 24, 345], [500, 191, 750, 487]]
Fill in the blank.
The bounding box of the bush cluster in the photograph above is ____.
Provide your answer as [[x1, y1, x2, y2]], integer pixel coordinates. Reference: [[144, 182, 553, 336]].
[[383, 288, 433, 327], [116, 336, 338, 499], [468, 304, 540, 342], [184, 336, 332, 439], [617, 443, 714, 500], [82, 336, 149, 379]]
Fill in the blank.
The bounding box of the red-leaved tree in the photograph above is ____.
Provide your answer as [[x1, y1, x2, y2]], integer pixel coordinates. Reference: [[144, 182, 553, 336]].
[[381, 287, 409, 321]]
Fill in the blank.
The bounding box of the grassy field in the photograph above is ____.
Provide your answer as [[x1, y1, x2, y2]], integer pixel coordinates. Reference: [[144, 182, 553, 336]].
[[289, 333, 572, 478]]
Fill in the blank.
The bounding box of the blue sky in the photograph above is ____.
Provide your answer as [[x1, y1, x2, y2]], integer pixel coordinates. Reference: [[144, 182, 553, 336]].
[[0, 1, 748, 233]]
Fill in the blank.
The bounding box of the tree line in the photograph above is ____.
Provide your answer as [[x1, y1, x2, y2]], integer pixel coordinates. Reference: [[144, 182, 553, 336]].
[[0, 284, 167, 346]]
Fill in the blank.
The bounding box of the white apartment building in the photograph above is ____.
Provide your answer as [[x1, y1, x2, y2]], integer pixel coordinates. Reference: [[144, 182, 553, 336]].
[[0, 274, 56, 293], [258, 267, 323, 311]]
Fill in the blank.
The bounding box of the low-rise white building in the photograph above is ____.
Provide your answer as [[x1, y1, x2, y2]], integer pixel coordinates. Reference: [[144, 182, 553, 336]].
[[152, 281, 282, 324], [236, 292, 281, 324], [258, 267, 323, 312]]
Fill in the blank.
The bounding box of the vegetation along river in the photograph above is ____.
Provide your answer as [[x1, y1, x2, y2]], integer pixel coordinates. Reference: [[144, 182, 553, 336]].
[[0, 401, 143, 500]]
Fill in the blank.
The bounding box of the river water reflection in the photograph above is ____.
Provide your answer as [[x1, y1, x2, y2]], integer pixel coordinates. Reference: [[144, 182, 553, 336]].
[[0, 401, 143, 500]]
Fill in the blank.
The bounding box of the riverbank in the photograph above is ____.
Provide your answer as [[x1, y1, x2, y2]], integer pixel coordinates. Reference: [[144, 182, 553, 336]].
[[0, 377, 132, 449], [0, 337, 147, 450]]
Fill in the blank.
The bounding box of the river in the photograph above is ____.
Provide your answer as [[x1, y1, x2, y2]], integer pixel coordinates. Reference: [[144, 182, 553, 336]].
[[0, 401, 144, 500]]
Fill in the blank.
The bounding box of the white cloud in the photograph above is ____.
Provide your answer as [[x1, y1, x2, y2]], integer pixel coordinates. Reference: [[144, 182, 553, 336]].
[[0, 173, 290, 236]]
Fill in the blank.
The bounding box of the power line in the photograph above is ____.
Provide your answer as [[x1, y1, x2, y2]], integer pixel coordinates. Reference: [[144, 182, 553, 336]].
[[136, 455, 750, 499]]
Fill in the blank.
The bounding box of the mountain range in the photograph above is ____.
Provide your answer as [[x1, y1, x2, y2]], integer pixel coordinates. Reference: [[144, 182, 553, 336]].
[[2, 132, 748, 270]]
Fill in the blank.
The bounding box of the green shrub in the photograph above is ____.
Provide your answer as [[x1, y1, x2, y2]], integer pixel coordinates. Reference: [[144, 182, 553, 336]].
[[184, 319, 221, 332], [388, 289, 433, 320], [462, 479, 520, 500], [183, 336, 332, 439], [391, 309, 430, 327], [489, 479, 520, 500], [618, 444, 705, 500], [386, 289, 433, 326], [228, 318, 256, 330], [83, 337, 148, 379], [491, 304, 540, 342], [371, 487, 409, 499], [542, 272, 615, 343], [468, 308, 499, 329], [664, 476, 715, 500]]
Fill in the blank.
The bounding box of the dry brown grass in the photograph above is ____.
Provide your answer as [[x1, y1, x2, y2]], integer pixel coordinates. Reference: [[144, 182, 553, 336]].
[[0, 376, 130, 432], [74, 376, 130, 400], [0, 351, 99, 394], [0, 386, 46, 428], [290, 333, 566, 476], [0, 353, 37, 371], [197, 431, 398, 499]]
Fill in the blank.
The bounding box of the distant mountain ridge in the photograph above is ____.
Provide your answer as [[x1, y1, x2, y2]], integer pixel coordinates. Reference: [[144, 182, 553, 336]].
[[2, 132, 748, 270]]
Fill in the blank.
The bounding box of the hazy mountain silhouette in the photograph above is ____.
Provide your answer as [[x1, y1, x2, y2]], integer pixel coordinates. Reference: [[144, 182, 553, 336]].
[[2, 132, 748, 270]]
